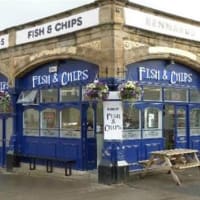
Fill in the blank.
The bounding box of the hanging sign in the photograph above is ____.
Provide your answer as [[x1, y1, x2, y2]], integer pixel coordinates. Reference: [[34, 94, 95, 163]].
[[103, 101, 123, 140], [16, 8, 99, 45], [0, 34, 9, 49]]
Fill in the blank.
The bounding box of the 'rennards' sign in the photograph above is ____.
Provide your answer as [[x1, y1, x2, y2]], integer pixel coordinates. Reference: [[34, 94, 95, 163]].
[[16, 8, 99, 45]]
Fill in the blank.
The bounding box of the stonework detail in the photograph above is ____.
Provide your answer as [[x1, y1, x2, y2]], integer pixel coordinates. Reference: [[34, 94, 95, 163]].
[[79, 40, 102, 50], [123, 40, 147, 50]]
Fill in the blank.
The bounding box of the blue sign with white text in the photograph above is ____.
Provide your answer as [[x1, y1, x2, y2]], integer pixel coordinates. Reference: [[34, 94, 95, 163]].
[[126, 60, 200, 88], [17, 59, 98, 89]]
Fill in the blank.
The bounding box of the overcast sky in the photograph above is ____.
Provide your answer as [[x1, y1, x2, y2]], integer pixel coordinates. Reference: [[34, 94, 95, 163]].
[[1, 0, 200, 31]]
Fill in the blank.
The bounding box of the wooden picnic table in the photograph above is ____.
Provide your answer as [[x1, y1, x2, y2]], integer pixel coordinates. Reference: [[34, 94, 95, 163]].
[[140, 149, 200, 185]]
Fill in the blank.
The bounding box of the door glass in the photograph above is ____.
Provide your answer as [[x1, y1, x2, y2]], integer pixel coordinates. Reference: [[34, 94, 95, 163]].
[[177, 108, 186, 136], [190, 109, 200, 136], [164, 105, 175, 149], [6, 118, 13, 147], [87, 107, 94, 138]]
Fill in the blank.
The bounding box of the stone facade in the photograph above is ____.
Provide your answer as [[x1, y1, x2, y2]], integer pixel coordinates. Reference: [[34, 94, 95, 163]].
[[0, 0, 200, 85]]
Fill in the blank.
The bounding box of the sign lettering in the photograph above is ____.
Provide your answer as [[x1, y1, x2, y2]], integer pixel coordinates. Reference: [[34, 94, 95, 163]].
[[0, 34, 9, 49]]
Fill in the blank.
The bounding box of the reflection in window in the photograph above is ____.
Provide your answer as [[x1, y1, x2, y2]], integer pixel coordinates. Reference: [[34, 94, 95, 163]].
[[60, 108, 80, 138], [190, 109, 200, 136], [60, 87, 79, 102], [190, 89, 200, 102], [164, 88, 187, 101], [23, 109, 39, 136], [17, 90, 38, 105], [41, 108, 59, 137], [123, 104, 139, 129], [40, 89, 58, 103], [143, 86, 161, 101]]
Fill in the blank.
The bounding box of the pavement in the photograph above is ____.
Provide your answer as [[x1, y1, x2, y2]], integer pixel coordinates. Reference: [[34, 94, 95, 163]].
[[0, 165, 200, 200]]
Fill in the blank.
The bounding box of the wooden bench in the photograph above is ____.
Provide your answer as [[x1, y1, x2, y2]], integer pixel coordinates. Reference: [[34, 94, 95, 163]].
[[15, 154, 76, 176]]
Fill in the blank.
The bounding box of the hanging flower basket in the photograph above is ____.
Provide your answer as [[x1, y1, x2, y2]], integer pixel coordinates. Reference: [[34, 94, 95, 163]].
[[118, 81, 141, 101], [84, 80, 109, 101], [0, 91, 12, 113]]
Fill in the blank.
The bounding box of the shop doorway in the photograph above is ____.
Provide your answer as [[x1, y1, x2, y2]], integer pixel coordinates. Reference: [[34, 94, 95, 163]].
[[164, 105, 188, 149], [0, 117, 13, 167]]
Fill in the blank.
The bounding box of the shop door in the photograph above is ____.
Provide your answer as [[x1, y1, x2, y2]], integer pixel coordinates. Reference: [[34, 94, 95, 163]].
[[0, 117, 13, 167], [85, 106, 97, 170], [175, 106, 188, 148]]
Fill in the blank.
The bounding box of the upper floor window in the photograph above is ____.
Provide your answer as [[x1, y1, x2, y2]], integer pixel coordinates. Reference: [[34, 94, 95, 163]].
[[60, 87, 80, 102], [143, 86, 161, 101], [164, 88, 188, 102], [40, 89, 58, 103], [190, 89, 200, 102]]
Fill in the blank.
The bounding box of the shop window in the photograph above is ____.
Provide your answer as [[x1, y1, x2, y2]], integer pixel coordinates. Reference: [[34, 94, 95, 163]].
[[60, 108, 80, 138], [190, 89, 200, 102], [17, 90, 38, 105], [190, 109, 200, 136], [40, 108, 59, 137], [40, 89, 58, 103], [123, 104, 141, 139], [164, 88, 188, 102], [23, 109, 39, 136], [60, 87, 80, 102], [143, 86, 161, 101], [143, 107, 162, 139], [176, 108, 186, 137]]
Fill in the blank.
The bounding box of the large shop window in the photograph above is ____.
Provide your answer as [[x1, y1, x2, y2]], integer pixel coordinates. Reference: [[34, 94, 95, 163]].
[[60, 108, 80, 138], [164, 88, 188, 102], [60, 87, 80, 102], [123, 104, 141, 139], [41, 108, 59, 137], [143, 86, 161, 101], [190, 89, 200, 102], [23, 109, 39, 136], [143, 107, 162, 139], [190, 109, 200, 136]]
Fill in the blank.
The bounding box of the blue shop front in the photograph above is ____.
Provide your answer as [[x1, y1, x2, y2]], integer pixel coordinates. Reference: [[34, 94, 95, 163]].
[[14, 59, 102, 170], [121, 59, 200, 171]]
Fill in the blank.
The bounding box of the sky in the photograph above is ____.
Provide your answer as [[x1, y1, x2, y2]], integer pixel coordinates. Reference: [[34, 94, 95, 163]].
[[0, 0, 200, 31]]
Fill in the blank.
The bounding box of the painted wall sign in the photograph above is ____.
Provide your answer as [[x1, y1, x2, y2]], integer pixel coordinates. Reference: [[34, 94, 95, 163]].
[[127, 60, 200, 87], [103, 101, 123, 140], [17, 59, 98, 90], [124, 8, 200, 42], [16, 8, 99, 45], [0, 34, 9, 49]]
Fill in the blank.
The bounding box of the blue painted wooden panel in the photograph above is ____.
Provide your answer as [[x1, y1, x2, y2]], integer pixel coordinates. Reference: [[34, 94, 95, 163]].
[[124, 140, 141, 171], [190, 137, 200, 150]]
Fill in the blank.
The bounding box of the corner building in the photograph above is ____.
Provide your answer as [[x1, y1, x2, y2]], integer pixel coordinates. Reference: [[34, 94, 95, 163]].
[[0, 0, 200, 176]]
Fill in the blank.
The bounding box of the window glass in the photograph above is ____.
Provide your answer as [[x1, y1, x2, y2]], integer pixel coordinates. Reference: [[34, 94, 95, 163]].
[[87, 107, 94, 138], [60, 87, 79, 102], [40, 89, 58, 103], [143, 86, 161, 101], [164, 88, 187, 101], [17, 90, 38, 105], [23, 109, 39, 136], [190, 109, 200, 136], [143, 107, 162, 139], [123, 104, 141, 139], [60, 108, 80, 138], [190, 89, 200, 102], [177, 108, 186, 136], [41, 108, 59, 137]]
